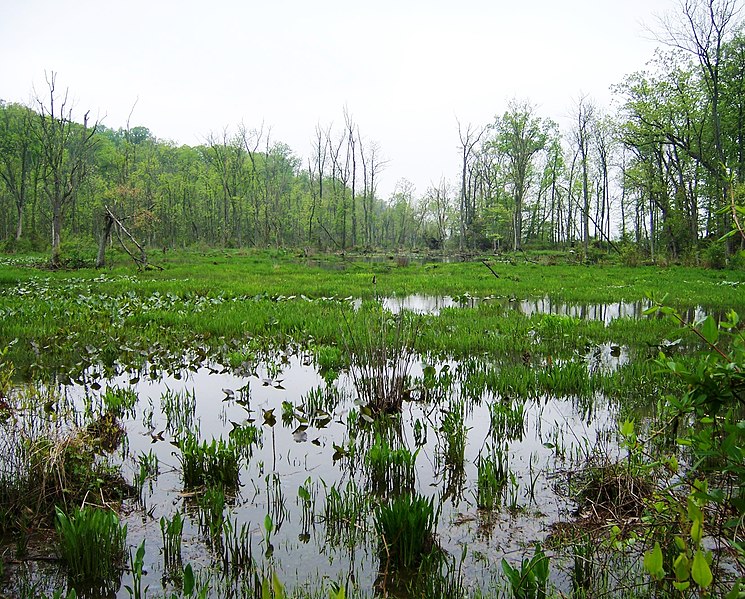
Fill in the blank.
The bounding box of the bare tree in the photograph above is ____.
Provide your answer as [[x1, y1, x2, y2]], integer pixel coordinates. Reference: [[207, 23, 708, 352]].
[[35, 72, 98, 267], [457, 120, 484, 251]]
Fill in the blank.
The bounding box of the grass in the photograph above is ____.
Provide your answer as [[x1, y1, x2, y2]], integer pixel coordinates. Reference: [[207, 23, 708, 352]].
[[55, 505, 127, 588], [374, 493, 438, 570], [0, 250, 741, 377]]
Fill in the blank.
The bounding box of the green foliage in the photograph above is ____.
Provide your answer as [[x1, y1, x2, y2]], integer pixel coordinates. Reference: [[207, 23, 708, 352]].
[[341, 305, 420, 414], [374, 493, 438, 569], [55, 505, 127, 588], [124, 540, 148, 599], [365, 433, 418, 495], [476, 445, 509, 510], [160, 511, 184, 573], [501, 543, 550, 599], [177, 434, 241, 490]]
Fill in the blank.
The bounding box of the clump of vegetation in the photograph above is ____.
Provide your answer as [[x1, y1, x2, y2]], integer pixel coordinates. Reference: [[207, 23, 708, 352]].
[[476, 445, 509, 510], [365, 433, 418, 495], [501, 544, 551, 599], [55, 505, 127, 590], [569, 456, 655, 521], [176, 434, 242, 490], [374, 493, 439, 570], [342, 304, 420, 414]]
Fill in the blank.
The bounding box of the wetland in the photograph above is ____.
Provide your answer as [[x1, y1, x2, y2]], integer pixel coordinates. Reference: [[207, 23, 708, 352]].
[[0, 250, 743, 598]]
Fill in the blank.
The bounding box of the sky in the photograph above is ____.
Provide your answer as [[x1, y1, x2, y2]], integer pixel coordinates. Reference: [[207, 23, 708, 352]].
[[1, 0, 678, 199]]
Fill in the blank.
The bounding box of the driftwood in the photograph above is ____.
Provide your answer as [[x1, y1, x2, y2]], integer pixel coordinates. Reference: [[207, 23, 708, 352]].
[[96, 206, 162, 270]]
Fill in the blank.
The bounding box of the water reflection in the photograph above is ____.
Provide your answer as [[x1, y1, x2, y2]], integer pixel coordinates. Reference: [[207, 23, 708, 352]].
[[381, 294, 708, 323], [50, 349, 623, 597]]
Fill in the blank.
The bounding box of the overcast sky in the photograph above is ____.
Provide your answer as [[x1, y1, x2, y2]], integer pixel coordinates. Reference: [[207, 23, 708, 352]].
[[1, 0, 676, 198]]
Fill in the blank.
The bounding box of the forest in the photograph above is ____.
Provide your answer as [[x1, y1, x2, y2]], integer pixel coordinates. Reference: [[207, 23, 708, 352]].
[[1, 2, 745, 267]]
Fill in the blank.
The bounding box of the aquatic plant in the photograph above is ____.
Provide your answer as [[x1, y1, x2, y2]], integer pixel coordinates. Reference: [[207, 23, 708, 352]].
[[177, 434, 241, 490], [55, 505, 127, 589], [221, 517, 254, 577], [125, 540, 148, 599], [162, 388, 197, 437], [365, 433, 418, 496], [476, 445, 509, 510], [374, 493, 438, 570], [438, 399, 468, 472], [160, 511, 184, 574], [134, 449, 159, 501], [321, 479, 369, 548], [341, 304, 420, 414], [195, 484, 227, 544], [501, 543, 550, 599], [100, 385, 139, 419]]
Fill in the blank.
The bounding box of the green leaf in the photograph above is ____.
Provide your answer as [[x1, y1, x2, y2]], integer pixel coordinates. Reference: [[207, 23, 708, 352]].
[[691, 549, 713, 588], [620, 419, 635, 438], [700, 315, 719, 345], [643, 542, 665, 580], [264, 514, 273, 535], [691, 516, 703, 546], [183, 563, 195, 595], [673, 553, 690, 582]]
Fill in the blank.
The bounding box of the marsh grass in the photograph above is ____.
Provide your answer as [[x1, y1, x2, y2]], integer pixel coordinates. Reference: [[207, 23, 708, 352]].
[[177, 434, 241, 492], [374, 493, 439, 570], [160, 510, 184, 576], [364, 433, 418, 496], [321, 479, 369, 548], [438, 400, 468, 472], [488, 399, 526, 442], [341, 304, 420, 414], [161, 388, 197, 437], [55, 505, 126, 588], [476, 445, 509, 510]]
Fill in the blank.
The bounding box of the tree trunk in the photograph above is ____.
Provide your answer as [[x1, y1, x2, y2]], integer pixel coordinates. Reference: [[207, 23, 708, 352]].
[[95, 212, 115, 268]]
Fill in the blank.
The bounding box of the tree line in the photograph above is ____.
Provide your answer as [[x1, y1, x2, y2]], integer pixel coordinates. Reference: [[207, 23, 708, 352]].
[[1, 0, 744, 266]]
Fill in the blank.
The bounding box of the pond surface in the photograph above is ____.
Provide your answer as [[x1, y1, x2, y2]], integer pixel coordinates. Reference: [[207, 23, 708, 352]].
[[50, 347, 618, 597]]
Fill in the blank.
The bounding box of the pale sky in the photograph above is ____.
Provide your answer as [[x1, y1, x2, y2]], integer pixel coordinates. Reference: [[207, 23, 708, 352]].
[[1, 0, 677, 199]]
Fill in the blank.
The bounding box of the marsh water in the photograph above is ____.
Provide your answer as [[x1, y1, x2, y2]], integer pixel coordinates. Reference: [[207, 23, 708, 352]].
[[5, 295, 661, 597]]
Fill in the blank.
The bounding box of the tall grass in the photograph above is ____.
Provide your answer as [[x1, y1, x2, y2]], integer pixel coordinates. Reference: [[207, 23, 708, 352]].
[[55, 506, 127, 587], [374, 493, 438, 569]]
